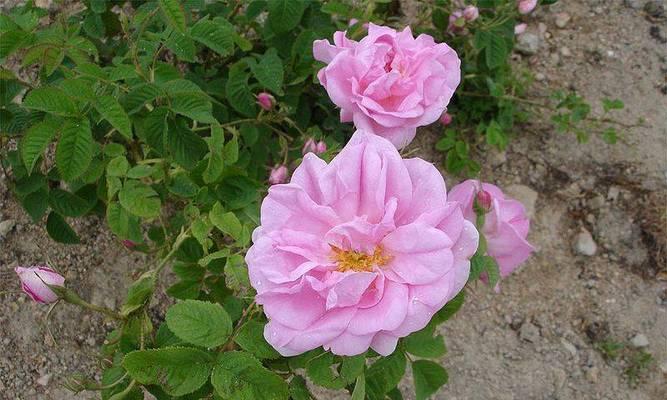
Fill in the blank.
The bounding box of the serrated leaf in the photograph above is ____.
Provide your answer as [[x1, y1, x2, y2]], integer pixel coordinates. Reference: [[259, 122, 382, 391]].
[[122, 83, 162, 114], [209, 202, 241, 240], [224, 254, 249, 290], [485, 33, 508, 69], [223, 134, 238, 165], [49, 188, 94, 217], [121, 273, 156, 316], [55, 118, 93, 181], [22, 188, 49, 222], [165, 30, 196, 62], [366, 351, 406, 400], [46, 212, 80, 244], [211, 351, 289, 400], [170, 93, 215, 123], [123, 347, 213, 396], [96, 95, 133, 139], [190, 17, 234, 57], [166, 300, 232, 348], [166, 119, 208, 170], [225, 63, 255, 117], [234, 320, 280, 360], [251, 48, 284, 94], [412, 360, 448, 400], [267, 0, 307, 33], [351, 375, 366, 400], [137, 107, 168, 154], [118, 181, 161, 218], [23, 87, 78, 116], [306, 353, 365, 390], [106, 155, 129, 177], [432, 291, 465, 325], [107, 202, 142, 242], [21, 117, 60, 173], [288, 376, 312, 400], [404, 328, 447, 358], [158, 0, 186, 32]]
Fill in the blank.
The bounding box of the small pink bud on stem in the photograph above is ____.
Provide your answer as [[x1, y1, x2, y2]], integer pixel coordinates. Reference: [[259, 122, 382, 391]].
[[256, 92, 275, 111], [269, 165, 288, 185], [518, 0, 537, 15], [439, 112, 453, 126], [476, 189, 493, 213], [15, 266, 64, 304], [463, 5, 479, 21]]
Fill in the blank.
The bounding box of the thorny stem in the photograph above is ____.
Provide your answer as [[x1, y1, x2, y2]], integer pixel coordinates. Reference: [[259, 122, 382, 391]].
[[154, 228, 190, 274]]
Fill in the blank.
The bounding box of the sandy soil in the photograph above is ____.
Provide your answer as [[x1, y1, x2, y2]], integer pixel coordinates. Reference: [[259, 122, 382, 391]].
[[1, 0, 666, 399]]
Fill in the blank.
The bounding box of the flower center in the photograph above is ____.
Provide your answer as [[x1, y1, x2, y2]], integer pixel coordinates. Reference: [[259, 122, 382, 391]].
[[330, 245, 392, 273]]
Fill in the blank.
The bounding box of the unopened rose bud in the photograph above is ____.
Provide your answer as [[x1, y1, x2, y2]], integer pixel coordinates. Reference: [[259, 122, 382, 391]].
[[302, 138, 318, 155], [348, 18, 359, 27], [15, 266, 65, 304], [439, 112, 453, 126], [476, 189, 493, 213], [315, 140, 327, 154], [514, 23, 527, 35], [122, 239, 135, 249], [463, 5, 479, 21], [448, 11, 465, 33], [518, 0, 537, 15], [256, 92, 275, 111], [269, 165, 288, 185]]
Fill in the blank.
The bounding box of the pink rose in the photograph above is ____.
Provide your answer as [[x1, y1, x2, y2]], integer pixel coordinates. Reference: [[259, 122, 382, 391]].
[[518, 0, 537, 15], [448, 180, 534, 278], [439, 112, 453, 126], [15, 266, 65, 304], [463, 5, 479, 21], [302, 138, 318, 155], [313, 24, 461, 149], [514, 23, 527, 35], [269, 165, 288, 185], [247, 131, 479, 356], [256, 92, 275, 111]]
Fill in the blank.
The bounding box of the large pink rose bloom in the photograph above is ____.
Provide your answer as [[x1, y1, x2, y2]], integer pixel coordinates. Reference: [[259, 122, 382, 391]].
[[246, 131, 478, 357], [448, 180, 535, 278], [313, 24, 461, 149]]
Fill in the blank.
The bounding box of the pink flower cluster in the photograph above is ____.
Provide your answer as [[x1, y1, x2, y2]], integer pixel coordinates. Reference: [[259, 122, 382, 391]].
[[313, 24, 461, 149]]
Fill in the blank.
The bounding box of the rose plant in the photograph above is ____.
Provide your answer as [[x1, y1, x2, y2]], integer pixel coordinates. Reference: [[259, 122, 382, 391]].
[[0, 0, 635, 399]]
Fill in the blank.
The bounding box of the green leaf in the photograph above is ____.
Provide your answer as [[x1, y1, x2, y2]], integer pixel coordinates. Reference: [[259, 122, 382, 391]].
[[602, 128, 617, 144], [288, 376, 312, 400], [485, 34, 508, 69], [225, 63, 256, 117], [366, 351, 406, 400], [234, 320, 281, 360], [121, 273, 156, 316], [166, 119, 208, 170], [49, 188, 94, 217], [190, 17, 234, 57], [306, 353, 365, 389], [602, 98, 624, 112], [412, 360, 448, 400], [432, 291, 465, 325], [123, 347, 213, 396], [165, 30, 196, 62], [170, 93, 215, 123], [485, 120, 508, 150], [21, 117, 60, 173], [23, 87, 78, 116], [106, 156, 130, 177], [46, 212, 80, 244], [268, 0, 307, 33], [251, 48, 284, 94], [404, 327, 447, 358], [107, 202, 142, 242], [158, 0, 186, 32], [118, 181, 161, 218], [165, 299, 232, 348], [209, 202, 242, 240], [96, 95, 133, 139], [55, 119, 93, 181], [351, 375, 366, 400], [22, 188, 49, 222], [211, 351, 289, 400], [224, 254, 249, 290], [223, 135, 239, 165], [123, 83, 162, 114]]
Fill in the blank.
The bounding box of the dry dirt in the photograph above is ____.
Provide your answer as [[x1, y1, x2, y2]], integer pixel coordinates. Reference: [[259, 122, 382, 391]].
[[1, 0, 666, 399]]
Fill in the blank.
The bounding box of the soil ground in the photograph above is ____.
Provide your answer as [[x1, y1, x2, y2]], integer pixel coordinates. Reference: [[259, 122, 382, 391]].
[[1, 0, 666, 399]]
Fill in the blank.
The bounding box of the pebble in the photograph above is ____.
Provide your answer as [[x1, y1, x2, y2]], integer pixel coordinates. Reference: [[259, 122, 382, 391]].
[[535, 72, 546, 81], [516, 33, 540, 55], [630, 333, 649, 348], [554, 13, 571, 28], [624, 0, 644, 9], [659, 361, 667, 376], [588, 194, 606, 210], [36, 374, 51, 386], [561, 338, 578, 356], [586, 366, 600, 383], [504, 184, 538, 218], [519, 322, 541, 343], [0, 219, 15, 237], [607, 186, 620, 201], [560, 46, 572, 57], [574, 229, 597, 256]]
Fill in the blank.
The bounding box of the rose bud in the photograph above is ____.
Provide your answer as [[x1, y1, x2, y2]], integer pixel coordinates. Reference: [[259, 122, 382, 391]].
[[448, 11, 466, 32], [122, 239, 135, 249], [348, 18, 359, 27], [315, 140, 327, 154], [269, 165, 288, 185], [514, 23, 527, 35], [256, 92, 275, 111], [518, 0, 537, 15], [15, 266, 65, 304], [463, 5, 479, 21], [475, 189, 493, 212], [302, 138, 318, 155], [440, 112, 453, 126]]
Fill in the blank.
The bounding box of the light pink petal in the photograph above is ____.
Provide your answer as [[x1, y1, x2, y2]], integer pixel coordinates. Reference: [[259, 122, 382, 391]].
[[326, 331, 374, 356], [370, 332, 399, 356], [347, 280, 408, 335]]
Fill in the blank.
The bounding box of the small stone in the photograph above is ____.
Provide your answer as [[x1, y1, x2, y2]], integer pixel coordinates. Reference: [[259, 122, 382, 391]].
[[554, 12, 571, 28], [516, 33, 539, 55], [535, 72, 546, 81], [503, 184, 538, 218], [560, 46, 572, 57], [574, 228, 597, 256], [586, 367, 600, 383], [519, 322, 541, 343], [36, 374, 51, 386], [659, 361, 667, 376], [0, 219, 15, 237], [538, 22, 548, 35], [624, 0, 644, 9], [561, 338, 578, 356], [588, 194, 606, 210], [630, 333, 649, 348], [607, 186, 621, 201], [489, 150, 507, 167]]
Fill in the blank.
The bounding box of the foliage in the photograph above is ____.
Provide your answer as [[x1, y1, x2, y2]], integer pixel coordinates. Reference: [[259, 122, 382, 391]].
[[0, 0, 635, 399]]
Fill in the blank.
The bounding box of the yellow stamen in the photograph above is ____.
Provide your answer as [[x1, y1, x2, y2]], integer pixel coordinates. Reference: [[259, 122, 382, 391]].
[[330, 245, 392, 273]]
